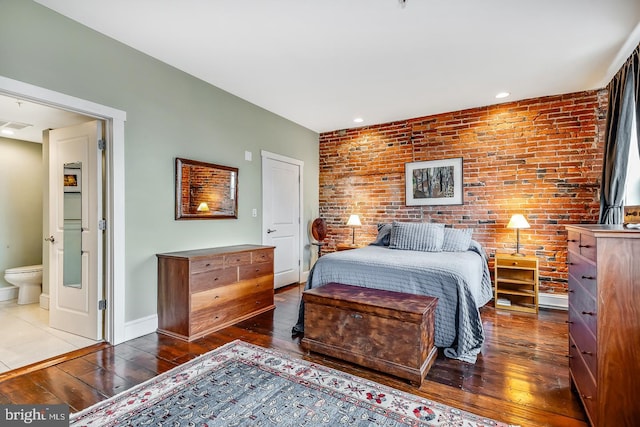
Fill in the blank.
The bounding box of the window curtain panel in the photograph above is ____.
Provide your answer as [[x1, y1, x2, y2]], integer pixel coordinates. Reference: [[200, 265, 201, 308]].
[[599, 44, 640, 224]]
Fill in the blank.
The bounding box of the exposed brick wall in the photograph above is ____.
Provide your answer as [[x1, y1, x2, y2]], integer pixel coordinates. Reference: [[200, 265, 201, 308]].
[[318, 90, 608, 294]]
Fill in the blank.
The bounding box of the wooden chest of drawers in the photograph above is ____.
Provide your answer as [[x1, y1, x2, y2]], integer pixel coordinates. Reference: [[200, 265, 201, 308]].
[[302, 283, 438, 385], [156, 244, 275, 341], [565, 225, 640, 426]]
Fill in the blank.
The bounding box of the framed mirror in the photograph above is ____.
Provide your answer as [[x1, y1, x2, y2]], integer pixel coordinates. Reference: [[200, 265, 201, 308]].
[[175, 157, 238, 220]]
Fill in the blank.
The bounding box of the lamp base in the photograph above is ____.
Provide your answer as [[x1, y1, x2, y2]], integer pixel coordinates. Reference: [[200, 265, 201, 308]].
[[510, 252, 526, 257]]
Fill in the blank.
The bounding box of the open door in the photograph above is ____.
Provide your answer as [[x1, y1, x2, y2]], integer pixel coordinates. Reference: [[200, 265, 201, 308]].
[[47, 121, 104, 340]]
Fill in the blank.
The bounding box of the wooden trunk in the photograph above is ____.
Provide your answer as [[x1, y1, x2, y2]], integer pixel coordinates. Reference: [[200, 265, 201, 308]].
[[156, 244, 275, 341], [302, 282, 438, 385]]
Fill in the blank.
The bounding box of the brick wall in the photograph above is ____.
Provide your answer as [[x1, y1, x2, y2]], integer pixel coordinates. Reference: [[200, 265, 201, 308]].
[[318, 90, 608, 294]]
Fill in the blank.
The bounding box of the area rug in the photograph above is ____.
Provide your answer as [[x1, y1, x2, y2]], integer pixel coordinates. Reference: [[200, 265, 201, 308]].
[[70, 340, 516, 426]]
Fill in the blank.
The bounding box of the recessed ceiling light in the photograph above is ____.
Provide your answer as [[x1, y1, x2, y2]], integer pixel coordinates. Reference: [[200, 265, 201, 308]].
[[353, 117, 364, 123], [1, 129, 15, 135], [495, 92, 510, 99]]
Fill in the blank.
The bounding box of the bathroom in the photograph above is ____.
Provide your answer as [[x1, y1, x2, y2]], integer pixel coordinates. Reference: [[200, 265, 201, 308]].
[[0, 98, 96, 373]]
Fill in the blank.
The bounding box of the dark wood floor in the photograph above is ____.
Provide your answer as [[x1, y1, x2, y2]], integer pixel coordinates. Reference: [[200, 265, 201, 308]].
[[0, 284, 587, 427]]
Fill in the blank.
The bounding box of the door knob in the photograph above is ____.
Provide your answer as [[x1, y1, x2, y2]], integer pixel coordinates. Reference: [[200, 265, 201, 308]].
[[267, 229, 277, 234], [44, 235, 56, 243]]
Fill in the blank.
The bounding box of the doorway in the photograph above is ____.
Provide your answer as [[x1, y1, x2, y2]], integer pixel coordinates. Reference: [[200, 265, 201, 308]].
[[0, 75, 127, 371]]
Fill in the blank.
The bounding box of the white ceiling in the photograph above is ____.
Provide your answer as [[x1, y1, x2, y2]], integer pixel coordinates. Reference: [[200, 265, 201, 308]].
[[15, 1, 640, 134]]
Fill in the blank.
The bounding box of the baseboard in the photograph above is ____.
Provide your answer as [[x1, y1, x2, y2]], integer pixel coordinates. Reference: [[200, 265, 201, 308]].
[[40, 293, 49, 310], [0, 285, 18, 302], [539, 292, 568, 310], [124, 314, 158, 341]]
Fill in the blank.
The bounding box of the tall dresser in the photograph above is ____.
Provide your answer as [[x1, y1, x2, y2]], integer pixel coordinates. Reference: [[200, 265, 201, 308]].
[[156, 244, 275, 341], [565, 224, 640, 426]]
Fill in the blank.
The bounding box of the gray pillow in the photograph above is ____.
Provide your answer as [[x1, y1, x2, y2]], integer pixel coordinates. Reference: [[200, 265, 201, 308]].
[[370, 223, 392, 246], [442, 228, 473, 252], [389, 221, 445, 252]]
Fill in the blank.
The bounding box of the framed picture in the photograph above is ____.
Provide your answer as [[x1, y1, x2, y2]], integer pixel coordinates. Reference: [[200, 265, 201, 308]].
[[63, 167, 81, 193], [405, 158, 463, 206]]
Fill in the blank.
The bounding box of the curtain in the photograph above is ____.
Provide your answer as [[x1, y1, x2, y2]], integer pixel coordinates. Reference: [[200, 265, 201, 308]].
[[599, 45, 640, 224]]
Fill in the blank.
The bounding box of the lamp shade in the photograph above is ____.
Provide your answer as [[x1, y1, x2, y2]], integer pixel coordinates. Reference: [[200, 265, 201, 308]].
[[197, 202, 210, 212], [507, 214, 530, 229], [346, 214, 361, 226]]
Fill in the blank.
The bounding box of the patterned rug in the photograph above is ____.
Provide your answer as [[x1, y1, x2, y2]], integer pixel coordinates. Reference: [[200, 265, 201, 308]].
[[70, 340, 516, 426]]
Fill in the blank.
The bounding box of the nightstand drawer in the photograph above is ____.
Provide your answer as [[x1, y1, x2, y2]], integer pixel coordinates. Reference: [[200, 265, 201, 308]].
[[495, 257, 537, 269]]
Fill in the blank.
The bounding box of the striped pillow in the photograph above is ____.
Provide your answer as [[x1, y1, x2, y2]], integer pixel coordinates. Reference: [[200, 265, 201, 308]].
[[389, 221, 445, 252], [442, 228, 473, 252]]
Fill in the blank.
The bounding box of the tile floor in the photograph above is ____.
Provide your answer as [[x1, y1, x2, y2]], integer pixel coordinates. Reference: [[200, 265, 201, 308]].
[[0, 299, 97, 373]]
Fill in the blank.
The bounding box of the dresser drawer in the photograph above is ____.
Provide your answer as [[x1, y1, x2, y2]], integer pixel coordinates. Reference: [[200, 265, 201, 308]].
[[190, 267, 237, 293], [252, 249, 274, 264], [570, 321, 597, 378], [190, 257, 224, 274], [570, 335, 598, 426], [224, 252, 252, 267], [567, 252, 597, 297], [569, 290, 597, 338], [567, 230, 580, 253], [239, 261, 274, 281]]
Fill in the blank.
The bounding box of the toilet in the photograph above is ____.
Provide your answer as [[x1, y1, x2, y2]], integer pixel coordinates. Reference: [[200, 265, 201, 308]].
[[4, 264, 43, 305]]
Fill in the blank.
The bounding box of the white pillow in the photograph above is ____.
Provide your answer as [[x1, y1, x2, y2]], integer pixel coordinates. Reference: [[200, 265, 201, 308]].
[[389, 221, 445, 252]]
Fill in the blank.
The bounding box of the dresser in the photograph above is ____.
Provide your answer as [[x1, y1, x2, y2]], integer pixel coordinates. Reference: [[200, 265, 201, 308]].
[[565, 224, 640, 426], [156, 244, 275, 341]]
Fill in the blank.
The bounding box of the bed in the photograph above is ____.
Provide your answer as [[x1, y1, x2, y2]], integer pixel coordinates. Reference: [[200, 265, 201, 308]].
[[293, 222, 493, 363]]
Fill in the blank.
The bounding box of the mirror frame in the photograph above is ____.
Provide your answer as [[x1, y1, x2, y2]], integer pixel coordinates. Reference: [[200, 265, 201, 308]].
[[175, 157, 239, 220]]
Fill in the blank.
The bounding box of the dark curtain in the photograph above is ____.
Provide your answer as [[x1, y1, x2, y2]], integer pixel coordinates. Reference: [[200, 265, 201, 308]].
[[599, 45, 640, 224]]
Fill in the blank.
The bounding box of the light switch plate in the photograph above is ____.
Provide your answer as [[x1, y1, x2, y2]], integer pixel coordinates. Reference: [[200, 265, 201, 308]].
[[245, 151, 252, 161]]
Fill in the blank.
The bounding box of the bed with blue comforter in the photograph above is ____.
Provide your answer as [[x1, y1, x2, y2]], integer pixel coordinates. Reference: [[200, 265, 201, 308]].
[[293, 233, 492, 363]]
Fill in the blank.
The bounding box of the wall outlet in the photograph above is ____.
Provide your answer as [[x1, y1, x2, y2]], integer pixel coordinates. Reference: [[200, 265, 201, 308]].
[[252, 208, 257, 217]]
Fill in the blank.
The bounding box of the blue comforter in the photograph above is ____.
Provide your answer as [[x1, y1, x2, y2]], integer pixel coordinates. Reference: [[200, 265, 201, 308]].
[[293, 241, 492, 363]]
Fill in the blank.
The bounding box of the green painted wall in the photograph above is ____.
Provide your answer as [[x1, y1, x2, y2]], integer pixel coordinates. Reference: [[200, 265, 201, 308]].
[[0, 138, 43, 288], [0, 0, 319, 321]]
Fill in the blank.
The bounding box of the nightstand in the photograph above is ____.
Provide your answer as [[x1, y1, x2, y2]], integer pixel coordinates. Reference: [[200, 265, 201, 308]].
[[336, 243, 360, 251], [494, 253, 539, 313]]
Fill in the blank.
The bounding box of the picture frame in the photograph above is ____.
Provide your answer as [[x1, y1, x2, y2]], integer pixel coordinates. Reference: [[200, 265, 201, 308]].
[[405, 157, 463, 206], [63, 167, 81, 193]]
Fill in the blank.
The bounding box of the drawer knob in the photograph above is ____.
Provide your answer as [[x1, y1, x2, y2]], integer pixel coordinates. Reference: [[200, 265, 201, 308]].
[[579, 244, 591, 248], [581, 275, 595, 280], [581, 350, 593, 356], [511, 262, 518, 266], [581, 311, 595, 316], [568, 239, 578, 243], [351, 313, 363, 319], [205, 263, 211, 267], [581, 394, 593, 400], [565, 320, 574, 324]]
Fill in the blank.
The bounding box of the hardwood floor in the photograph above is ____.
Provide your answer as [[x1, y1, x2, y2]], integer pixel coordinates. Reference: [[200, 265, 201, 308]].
[[0, 284, 587, 427]]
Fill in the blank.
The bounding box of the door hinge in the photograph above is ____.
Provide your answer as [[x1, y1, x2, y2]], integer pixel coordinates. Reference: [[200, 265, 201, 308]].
[[99, 219, 107, 230], [98, 299, 107, 310], [98, 139, 106, 150]]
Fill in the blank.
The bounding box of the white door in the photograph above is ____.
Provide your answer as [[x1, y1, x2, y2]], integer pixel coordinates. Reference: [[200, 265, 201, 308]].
[[47, 121, 104, 340], [262, 154, 302, 288]]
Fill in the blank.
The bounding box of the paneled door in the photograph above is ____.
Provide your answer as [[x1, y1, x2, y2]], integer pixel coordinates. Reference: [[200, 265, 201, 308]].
[[262, 152, 302, 288], [47, 121, 104, 340]]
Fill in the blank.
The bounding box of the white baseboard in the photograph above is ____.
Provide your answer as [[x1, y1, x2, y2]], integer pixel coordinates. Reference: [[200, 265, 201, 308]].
[[40, 293, 49, 310], [539, 292, 568, 310], [0, 285, 18, 302], [124, 314, 158, 341]]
